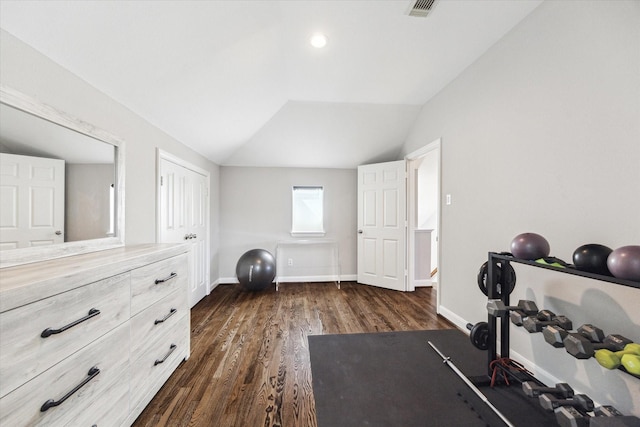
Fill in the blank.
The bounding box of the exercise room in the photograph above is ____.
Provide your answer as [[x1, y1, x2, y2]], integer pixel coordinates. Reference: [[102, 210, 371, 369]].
[[0, 1, 638, 426]]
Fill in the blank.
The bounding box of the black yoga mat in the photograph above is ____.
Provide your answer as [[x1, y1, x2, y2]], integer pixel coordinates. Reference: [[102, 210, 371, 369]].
[[308, 329, 556, 427]]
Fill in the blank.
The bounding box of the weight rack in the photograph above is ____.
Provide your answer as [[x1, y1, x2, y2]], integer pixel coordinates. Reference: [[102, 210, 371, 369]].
[[480, 251, 640, 380]]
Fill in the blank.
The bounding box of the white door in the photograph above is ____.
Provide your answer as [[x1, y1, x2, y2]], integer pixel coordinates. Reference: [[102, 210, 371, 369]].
[[159, 155, 209, 307], [0, 153, 65, 249], [357, 160, 407, 291]]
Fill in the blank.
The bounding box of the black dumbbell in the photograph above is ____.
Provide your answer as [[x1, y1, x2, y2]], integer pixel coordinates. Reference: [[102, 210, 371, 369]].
[[487, 299, 539, 317], [543, 325, 570, 347], [555, 406, 590, 427], [510, 310, 528, 326], [536, 309, 557, 321], [564, 333, 634, 359], [539, 393, 594, 412], [543, 324, 605, 348], [524, 313, 573, 333], [522, 381, 573, 398], [512, 306, 552, 326]]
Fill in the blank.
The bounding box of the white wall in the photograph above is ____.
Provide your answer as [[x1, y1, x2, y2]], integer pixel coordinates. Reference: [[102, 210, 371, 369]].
[[219, 166, 356, 282], [402, 1, 640, 415], [66, 164, 112, 241], [0, 30, 221, 283]]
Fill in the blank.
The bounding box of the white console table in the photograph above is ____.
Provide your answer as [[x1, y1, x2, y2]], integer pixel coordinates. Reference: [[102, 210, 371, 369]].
[[275, 239, 341, 290]]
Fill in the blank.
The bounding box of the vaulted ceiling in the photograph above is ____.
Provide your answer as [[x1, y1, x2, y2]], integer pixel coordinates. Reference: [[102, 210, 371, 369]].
[[0, 0, 542, 168]]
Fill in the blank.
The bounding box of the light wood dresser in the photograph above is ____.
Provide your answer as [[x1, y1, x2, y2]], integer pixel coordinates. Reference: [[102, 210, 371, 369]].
[[0, 244, 191, 426]]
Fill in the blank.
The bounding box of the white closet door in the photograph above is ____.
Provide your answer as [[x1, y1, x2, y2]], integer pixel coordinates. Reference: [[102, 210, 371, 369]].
[[158, 156, 209, 307]]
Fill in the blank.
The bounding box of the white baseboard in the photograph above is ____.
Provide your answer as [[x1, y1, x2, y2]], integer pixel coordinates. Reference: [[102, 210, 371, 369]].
[[217, 274, 357, 285], [414, 279, 433, 287], [277, 274, 356, 283], [208, 279, 220, 293], [438, 305, 469, 331]]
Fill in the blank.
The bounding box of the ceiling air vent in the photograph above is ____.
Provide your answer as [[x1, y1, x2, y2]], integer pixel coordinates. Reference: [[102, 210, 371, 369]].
[[408, 0, 439, 18]]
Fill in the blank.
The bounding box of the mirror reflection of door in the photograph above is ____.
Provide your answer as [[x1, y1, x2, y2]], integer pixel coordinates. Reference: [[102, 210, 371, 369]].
[[0, 153, 65, 249], [0, 102, 117, 249]]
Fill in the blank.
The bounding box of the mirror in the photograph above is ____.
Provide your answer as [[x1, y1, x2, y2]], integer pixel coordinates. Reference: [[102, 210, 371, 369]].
[[0, 85, 125, 268]]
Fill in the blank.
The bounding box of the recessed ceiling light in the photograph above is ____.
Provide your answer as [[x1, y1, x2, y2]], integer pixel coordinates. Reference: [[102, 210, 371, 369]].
[[310, 33, 328, 49]]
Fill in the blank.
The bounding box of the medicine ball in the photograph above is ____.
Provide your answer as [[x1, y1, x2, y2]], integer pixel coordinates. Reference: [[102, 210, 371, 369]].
[[510, 232, 550, 260], [572, 244, 612, 276], [607, 245, 640, 282]]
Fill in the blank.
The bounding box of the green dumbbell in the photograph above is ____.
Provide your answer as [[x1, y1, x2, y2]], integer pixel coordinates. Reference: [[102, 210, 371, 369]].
[[594, 343, 640, 370], [621, 353, 640, 376]]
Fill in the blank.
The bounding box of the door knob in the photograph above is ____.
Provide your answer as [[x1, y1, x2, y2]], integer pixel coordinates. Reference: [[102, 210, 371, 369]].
[[55, 230, 62, 235], [358, 230, 363, 234], [184, 234, 190, 240]]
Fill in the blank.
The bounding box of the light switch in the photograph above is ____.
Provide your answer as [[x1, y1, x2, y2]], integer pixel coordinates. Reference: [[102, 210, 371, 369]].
[[446, 194, 452, 205]]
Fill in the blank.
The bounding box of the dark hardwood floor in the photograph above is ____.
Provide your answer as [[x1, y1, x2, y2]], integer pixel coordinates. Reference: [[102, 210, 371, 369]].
[[133, 282, 455, 427]]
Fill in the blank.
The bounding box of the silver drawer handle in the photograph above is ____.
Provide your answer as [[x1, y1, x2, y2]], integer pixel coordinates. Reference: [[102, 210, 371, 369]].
[[154, 308, 177, 325], [154, 272, 177, 284], [40, 366, 100, 412], [154, 344, 177, 366], [41, 308, 100, 338]]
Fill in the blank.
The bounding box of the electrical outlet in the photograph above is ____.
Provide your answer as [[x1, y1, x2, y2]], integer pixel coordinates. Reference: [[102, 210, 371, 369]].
[[287, 258, 293, 266]]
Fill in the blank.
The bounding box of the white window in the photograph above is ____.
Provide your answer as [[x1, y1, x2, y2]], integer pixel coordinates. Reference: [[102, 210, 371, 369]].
[[291, 186, 324, 236]]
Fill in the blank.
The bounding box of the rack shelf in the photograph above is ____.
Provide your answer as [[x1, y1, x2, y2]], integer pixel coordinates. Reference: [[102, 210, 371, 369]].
[[490, 253, 639, 289]]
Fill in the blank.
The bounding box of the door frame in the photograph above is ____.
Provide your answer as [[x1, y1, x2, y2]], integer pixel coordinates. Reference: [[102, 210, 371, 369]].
[[156, 149, 211, 296], [405, 139, 441, 308]]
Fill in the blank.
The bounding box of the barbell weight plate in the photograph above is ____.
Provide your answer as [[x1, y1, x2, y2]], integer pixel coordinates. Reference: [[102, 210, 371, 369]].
[[477, 261, 517, 297], [469, 321, 489, 350]]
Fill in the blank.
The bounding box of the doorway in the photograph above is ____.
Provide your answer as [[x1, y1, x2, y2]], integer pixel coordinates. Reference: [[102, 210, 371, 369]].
[[406, 139, 441, 293]]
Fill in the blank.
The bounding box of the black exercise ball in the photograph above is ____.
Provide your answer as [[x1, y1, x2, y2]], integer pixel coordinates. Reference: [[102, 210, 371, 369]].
[[572, 244, 612, 276], [607, 245, 640, 282], [236, 249, 276, 291], [510, 232, 550, 260]]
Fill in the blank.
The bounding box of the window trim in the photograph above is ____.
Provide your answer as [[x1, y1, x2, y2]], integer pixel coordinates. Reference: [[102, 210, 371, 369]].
[[291, 185, 325, 237]]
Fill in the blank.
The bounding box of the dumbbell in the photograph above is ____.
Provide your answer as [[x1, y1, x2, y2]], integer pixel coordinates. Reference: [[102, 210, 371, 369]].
[[512, 307, 554, 326], [594, 343, 640, 370], [564, 333, 634, 359], [487, 299, 538, 317], [523, 312, 573, 333], [539, 393, 594, 412], [544, 324, 605, 348], [555, 405, 640, 427], [620, 354, 640, 377], [522, 381, 573, 398]]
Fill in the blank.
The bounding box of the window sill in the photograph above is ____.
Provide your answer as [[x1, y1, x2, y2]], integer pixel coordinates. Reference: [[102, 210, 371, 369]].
[[290, 231, 326, 238]]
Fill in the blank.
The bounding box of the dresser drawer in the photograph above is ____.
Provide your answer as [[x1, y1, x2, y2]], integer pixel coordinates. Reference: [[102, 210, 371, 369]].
[[130, 313, 189, 409], [131, 253, 188, 315], [0, 272, 130, 398], [0, 322, 130, 427], [131, 286, 188, 356]]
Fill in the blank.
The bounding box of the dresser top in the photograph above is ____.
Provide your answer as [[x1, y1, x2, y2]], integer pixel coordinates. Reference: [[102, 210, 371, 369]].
[[0, 244, 188, 313]]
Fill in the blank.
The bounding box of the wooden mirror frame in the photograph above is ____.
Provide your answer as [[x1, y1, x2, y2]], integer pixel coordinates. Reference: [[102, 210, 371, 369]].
[[0, 85, 125, 268]]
